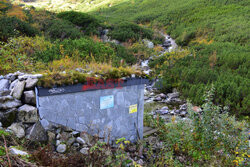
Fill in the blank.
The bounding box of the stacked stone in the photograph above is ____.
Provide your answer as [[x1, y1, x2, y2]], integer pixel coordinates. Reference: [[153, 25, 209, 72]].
[[0, 72, 47, 141], [0, 72, 109, 154]]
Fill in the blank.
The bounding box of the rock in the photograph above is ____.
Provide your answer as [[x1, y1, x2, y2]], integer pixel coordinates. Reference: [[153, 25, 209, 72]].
[[47, 131, 56, 143], [9, 79, 18, 90], [0, 99, 22, 110], [167, 92, 179, 99], [67, 137, 75, 146], [155, 109, 169, 115], [153, 96, 162, 101], [26, 121, 48, 142], [8, 123, 25, 138], [76, 137, 86, 145], [9, 147, 28, 156], [25, 78, 38, 89], [23, 90, 36, 105], [80, 147, 89, 155], [56, 133, 61, 140], [180, 111, 187, 117], [0, 79, 9, 91], [80, 132, 93, 146], [174, 110, 180, 114], [0, 95, 13, 103], [159, 93, 167, 99], [180, 104, 187, 111], [142, 39, 154, 48], [0, 90, 11, 96], [17, 104, 38, 123], [18, 74, 43, 80], [72, 131, 80, 137], [57, 144, 67, 153], [161, 106, 169, 110], [5, 73, 16, 81], [0, 108, 17, 127], [56, 140, 61, 146], [72, 143, 80, 150], [12, 81, 25, 99]]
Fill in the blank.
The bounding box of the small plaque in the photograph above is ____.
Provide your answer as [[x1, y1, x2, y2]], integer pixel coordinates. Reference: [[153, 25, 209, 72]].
[[100, 95, 114, 110], [129, 104, 137, 114]]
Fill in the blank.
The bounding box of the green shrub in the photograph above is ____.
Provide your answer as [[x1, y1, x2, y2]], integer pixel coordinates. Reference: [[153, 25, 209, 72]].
[[57, 11, 101, 35], [0, 16, 38, 41], [109, 22, 153, 42], [45, 19, 82, 40], [147, 88, 249, 166]]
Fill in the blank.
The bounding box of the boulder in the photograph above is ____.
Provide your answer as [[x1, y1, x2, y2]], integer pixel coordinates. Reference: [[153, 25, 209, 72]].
[[9, 147, 28, 156], [25, 78, 38, 89], [17, 104, 38, 123], [12, 81, 25, 99], [56, 144, 67, 153], [23, 90, 36, 105], [8, 123, 25, 138], [0, 79, 9, 91], [26, 121, 48, 142], [0, 99, 22, 110], [0, 108, 17, 127]]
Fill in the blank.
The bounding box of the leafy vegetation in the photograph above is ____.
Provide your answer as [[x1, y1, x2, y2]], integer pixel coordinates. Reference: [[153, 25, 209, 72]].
[[57, 11, 101, 35], [144, 88, 249, 166]]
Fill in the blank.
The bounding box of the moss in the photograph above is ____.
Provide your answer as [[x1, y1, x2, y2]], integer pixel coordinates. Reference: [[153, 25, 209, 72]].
[[37, 66, 147, 88]]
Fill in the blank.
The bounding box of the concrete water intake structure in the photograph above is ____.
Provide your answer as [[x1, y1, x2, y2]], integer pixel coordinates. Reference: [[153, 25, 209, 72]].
[[35, 78, 148, 142]]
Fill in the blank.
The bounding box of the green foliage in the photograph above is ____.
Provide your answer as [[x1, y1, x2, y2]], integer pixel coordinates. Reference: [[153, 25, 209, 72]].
[[57, 11, 101, 35], [109, 22, 153, 42], [0, 16, 38, 41], [96, 0, 249, 116], [145, 88, 249, 166], [45, 19, 82, 40]]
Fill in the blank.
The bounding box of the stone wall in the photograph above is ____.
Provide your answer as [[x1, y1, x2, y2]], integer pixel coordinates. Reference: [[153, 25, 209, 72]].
[[0, 72, 146, 153], [37, 84, 145, 142]]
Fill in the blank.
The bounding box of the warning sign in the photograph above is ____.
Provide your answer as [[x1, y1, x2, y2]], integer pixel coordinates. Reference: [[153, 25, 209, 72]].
[[129, 104, 137, 114]]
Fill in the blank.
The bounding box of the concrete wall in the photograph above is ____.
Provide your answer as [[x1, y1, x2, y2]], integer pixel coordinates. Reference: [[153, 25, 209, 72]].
[[37, 84, 145, 142]]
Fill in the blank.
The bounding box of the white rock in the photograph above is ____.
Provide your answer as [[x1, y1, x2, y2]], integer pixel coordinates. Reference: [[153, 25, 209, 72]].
[[8, 123, 25, 138], [25, 78, 38, 89], [9, 147, 28, 156], [12, 81, 25, 99], [76, 137, 86, 145], [56, 140, 61, 146], [56, 144, 67, 153], [0, 79, 9, 91], [80, 147, 89, 155]]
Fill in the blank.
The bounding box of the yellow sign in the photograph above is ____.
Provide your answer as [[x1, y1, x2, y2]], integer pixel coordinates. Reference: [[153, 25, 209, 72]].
[[129, 104, 137, 114]]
